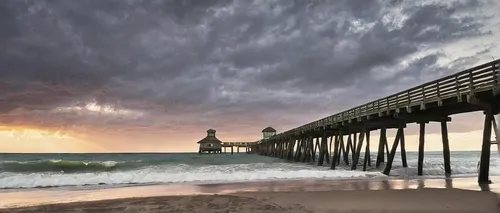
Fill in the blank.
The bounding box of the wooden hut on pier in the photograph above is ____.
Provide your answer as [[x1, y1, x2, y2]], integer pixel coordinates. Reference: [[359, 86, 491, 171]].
[[262, 127, 277, 139], [197, 129, 222, 154]]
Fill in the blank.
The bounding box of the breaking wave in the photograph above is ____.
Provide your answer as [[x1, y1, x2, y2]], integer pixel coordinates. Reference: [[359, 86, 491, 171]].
[[0, 163, 384, 189], [0, 160, 124, 173]]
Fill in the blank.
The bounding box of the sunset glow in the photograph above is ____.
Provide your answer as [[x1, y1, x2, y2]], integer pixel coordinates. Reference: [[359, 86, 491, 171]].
[[0, 0, 499, 153]]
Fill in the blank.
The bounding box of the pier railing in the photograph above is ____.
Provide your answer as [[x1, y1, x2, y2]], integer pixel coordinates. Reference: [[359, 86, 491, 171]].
[[275, 59, 500, 137]]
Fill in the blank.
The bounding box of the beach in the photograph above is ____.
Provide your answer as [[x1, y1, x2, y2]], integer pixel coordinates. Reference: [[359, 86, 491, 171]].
[[2, 152, 500, 212], [1, 178, 500, 213]]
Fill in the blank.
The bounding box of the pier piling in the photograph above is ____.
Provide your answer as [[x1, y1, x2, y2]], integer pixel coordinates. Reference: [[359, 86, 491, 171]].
[[418, 122, 426, 176], [479, 110, 494, 183], [441, 120, 451, 176], [253, 60, 500, 182]]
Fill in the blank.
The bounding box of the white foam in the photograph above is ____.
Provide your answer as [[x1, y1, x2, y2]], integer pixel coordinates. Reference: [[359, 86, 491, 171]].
[[0, 163, 384, 188]]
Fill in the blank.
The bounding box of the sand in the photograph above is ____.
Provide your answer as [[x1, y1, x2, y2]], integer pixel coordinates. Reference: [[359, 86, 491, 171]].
[[1, 188, 499, 213], [2, 178, 500, 212]]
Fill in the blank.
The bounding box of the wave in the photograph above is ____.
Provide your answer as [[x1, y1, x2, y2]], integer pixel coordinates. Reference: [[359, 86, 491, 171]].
[[0, 160, 124, 173], [0, 163, 385, 188]]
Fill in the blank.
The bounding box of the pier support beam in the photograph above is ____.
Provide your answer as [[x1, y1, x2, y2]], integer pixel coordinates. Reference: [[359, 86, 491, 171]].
[[418, 122, 426, 176], [401, 127, 408, 168], [363, 131, 371, 171], [352, 130, 366, 170], [338, 135, 346, 165], [317, 132, 330, 166], [331, 131, 342, 170], [383, 126, 403, 175], [479, 110, 494, 184], [441, 120, 451, 176], [376, 128, 387, 168], [345, 134, 352, 165], [352, 133, 357, 163]]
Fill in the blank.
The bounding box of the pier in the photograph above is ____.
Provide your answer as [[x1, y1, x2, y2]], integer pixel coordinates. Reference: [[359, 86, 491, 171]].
[[255, 59, 500, 183], [221, 142, 256, 154], [197, 127, 274, 154]]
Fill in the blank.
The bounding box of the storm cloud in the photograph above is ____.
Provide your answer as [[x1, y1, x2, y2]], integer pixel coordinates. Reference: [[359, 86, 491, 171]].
[[0, 0, 499, 142]]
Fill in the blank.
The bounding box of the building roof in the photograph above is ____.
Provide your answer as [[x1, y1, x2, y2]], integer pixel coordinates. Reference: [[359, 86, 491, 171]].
[[197, 136, 222, 144], [262, 126, 276, 133], [197, 129, 222, 144]]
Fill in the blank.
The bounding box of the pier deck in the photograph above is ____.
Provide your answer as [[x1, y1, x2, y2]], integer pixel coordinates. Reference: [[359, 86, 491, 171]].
[[255, 59, 500, 183], [221, 142, 257, 154]]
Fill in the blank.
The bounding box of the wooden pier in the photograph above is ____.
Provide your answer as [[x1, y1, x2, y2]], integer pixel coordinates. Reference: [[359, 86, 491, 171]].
[[255, 59, 500, 183], [221, 142, 256, 154]]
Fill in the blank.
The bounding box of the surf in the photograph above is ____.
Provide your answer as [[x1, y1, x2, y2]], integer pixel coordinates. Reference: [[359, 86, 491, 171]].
[[0, 160, 121, 173]]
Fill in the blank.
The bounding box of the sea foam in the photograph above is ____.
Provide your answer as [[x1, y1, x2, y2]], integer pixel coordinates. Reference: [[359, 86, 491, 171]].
[[0, 163, 383, 188]]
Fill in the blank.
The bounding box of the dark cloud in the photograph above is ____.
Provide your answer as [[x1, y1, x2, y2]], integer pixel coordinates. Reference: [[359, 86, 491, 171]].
[[0, 0, 497, 138]]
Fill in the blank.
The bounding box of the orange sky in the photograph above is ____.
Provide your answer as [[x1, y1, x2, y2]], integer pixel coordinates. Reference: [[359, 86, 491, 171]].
[[1, 0, 500, 154], [0, 113, 496, 153]]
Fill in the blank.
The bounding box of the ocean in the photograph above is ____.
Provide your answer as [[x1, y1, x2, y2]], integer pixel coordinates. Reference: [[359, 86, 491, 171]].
[[1, 151, 500, 189]]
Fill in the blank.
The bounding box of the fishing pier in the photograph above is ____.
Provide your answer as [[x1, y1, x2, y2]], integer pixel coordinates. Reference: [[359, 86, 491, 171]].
[[197, 127, 274, 154], [221, 142, 256, 154], [254, 59, 500, 184]]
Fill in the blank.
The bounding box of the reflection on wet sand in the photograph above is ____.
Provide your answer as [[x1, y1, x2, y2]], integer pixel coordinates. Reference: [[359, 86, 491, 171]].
[[193, 177, 500, 193], [1, 177, 500, 208]]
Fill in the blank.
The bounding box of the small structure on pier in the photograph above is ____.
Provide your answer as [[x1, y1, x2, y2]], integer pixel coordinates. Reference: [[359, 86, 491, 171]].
[[262, 127, 277, 139], [197, 129, 222, 154], [196, 127, 277, 154], [221, 142, 256, 154]]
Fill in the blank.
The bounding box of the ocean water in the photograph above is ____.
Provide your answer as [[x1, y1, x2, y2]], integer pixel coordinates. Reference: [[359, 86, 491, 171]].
[[1, 151, 499, 189]]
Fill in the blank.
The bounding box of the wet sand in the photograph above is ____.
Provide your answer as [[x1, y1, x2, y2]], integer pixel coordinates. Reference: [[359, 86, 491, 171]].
[[1, 177, 500, 212]]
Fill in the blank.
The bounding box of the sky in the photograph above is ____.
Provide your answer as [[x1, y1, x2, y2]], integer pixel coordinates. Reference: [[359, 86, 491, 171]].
[[1, 0, 500, 153]]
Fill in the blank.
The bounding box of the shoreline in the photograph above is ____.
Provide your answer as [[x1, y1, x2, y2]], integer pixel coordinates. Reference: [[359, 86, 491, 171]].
[[2, 188, 498, 213], [0, 172, 487, 191], [2, 176, 500, 211]]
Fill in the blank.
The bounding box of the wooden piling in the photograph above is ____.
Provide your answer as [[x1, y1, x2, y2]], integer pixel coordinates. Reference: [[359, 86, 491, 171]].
[[479, 110, 493, 184], [338, 135, 345, 165], [317, 133, 328, 166], [331, 131, 342, 170], [383, 127, 402, 175], [294, 137, 303, 162], [441, 121, 451, 176], [345, 134, 352, 165], [352, 133, 357, 163], [400, 128, 408, 168], [311, 137, 317, 162], [376, 128, 387, 168], [325, 135, 331, 164], [329, 135, 333, 162], [288, 138, 296, 160], [363, 131, 371, 171], [352, 131, 365, 170], [418, 122, 426, 176], [231, 146, 234, 155]]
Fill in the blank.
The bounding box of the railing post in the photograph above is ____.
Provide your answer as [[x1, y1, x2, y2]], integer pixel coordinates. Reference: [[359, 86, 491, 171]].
[[455, 75, 462, 102], [437, 82, 442, 106], [396, 94, 400, 113], [467, 71, 475, 103], [420, 87, 426, 110], [494, 63, 500, 95], [406, 91, 411, 113], [377, 100, 381, 116]]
